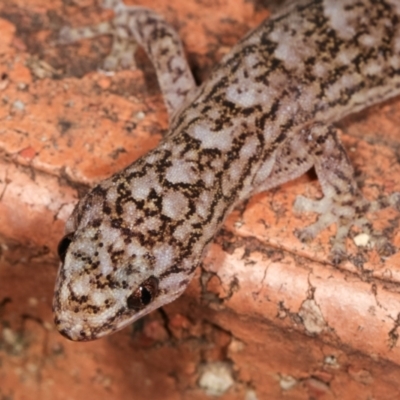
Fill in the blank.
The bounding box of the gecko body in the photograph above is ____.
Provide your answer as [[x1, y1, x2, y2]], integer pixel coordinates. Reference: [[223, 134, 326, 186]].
[[54, 0, 400, 341]]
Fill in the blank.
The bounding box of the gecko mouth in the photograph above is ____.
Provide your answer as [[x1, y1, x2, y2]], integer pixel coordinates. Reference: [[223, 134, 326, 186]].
[[58, 326, 95, 342], [53, 296, 146, 341], [54, 314, 121, 342], [54, 316, 101, 341]]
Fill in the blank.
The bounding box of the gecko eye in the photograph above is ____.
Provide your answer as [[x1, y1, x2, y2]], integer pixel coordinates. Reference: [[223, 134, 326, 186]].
[[127, 276, 159, 311], [57, 233, 74, 263]]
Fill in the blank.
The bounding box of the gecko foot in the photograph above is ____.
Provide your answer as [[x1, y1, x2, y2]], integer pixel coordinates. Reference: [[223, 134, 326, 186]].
[[293, 192, 400, 264]]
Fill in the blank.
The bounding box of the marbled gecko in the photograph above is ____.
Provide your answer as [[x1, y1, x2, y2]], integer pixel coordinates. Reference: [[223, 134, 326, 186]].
[[54, 0, 400, 341]]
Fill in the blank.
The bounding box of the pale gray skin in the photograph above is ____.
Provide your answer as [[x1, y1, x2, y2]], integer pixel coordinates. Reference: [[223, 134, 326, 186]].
[[54, 0, 400, 341]]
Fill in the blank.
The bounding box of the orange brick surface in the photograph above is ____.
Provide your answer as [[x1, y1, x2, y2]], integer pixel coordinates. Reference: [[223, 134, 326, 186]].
[[1, 1, 400, 399]]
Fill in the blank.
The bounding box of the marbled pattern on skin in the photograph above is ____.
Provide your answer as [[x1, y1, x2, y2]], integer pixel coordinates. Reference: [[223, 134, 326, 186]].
[[54, 0, 400, 341]]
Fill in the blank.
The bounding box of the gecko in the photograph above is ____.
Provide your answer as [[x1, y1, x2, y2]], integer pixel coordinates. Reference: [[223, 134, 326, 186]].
[[54, 0, 400, 341]]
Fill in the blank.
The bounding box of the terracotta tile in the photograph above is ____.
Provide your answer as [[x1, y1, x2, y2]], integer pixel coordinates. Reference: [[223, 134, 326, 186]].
[[1, 1, 400, 399]]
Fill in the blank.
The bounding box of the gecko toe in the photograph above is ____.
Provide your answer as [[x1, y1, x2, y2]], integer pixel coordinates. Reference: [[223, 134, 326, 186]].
[[389, 192, 400, 211], [374, 235, 397, 258], [294, 227, 315, 243], [329, 248, 346, 265]]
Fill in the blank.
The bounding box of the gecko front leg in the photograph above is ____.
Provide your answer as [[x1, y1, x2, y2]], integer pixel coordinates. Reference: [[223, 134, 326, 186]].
[[59, 0, 196, 117], [293, 123, 400, 264]]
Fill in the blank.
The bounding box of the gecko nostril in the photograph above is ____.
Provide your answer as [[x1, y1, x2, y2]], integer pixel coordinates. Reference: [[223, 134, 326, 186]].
[[57, 233, 74, 263]]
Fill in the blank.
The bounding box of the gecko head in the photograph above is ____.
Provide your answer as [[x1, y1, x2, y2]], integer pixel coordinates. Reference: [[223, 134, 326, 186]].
[[53, 182, 196, 341]]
